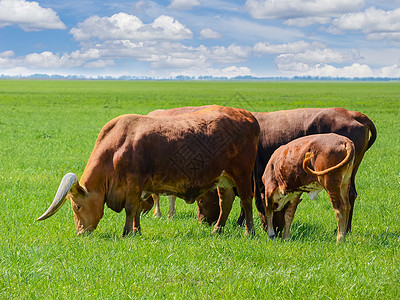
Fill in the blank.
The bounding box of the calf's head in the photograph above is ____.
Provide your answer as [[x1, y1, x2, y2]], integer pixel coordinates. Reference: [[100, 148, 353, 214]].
[[37, 173, 104, 235]]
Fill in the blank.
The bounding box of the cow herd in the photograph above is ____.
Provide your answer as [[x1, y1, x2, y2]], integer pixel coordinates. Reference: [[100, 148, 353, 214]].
[[37, 105, 376, 242]]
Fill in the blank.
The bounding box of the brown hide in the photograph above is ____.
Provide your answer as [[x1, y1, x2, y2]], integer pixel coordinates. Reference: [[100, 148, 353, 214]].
[[262, 133, 355, 242], [69, 105, 260, 235], [253, 108, 375, 234], [146, 106, 216, 222], [148, 106, 212, 117], [201, 108, 376, 234]]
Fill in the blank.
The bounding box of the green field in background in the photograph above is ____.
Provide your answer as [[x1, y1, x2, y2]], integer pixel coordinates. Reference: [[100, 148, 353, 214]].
[[0, 80, 399, 299]]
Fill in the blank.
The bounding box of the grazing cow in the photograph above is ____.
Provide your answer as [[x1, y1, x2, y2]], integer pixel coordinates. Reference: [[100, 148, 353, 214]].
[[37, 105, 260, 236], [262, 133, 355, 243], [200, 108, 376, 235]]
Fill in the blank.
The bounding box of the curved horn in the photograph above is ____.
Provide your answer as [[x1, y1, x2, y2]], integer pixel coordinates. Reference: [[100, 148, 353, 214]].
[[37, 173, 78, 221]]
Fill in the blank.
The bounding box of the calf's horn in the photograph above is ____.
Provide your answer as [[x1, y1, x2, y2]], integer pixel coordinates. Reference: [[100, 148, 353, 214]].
[[37, 173, 78, 221]]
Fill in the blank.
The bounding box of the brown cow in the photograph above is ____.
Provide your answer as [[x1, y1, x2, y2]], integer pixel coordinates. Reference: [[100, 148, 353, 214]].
[[262, 133, 355, 243], [37, 105, 260, 236]]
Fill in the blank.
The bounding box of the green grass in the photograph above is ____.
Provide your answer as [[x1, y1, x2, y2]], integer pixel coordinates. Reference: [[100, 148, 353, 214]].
[[0, 80, 399, 299]]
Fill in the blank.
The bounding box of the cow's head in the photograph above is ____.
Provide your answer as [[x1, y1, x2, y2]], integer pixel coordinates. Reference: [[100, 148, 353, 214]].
[[37, 173, 104, 235], [196, 190, 220, 225]]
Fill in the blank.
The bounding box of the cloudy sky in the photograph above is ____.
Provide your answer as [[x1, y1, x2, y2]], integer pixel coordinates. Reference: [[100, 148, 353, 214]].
[[1, 0, 400, 78]]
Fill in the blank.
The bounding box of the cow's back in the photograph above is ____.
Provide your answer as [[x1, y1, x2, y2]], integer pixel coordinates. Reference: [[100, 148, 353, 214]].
[[147, 105, 213, 117], [253, 107, 372, 176]]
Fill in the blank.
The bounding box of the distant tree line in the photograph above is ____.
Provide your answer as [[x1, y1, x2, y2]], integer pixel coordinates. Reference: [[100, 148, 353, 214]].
[[1, 73, 399, 81]]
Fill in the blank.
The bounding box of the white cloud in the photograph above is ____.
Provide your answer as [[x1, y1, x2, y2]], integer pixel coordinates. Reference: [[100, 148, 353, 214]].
[[283, 16, 331, 27], [209, 44, 251, 63], [151, 55, 208, 68], [268, 46, 400, 78], [0, 55, 14, 68], [328, 7, 400, 41], [274, 61, 400, 78], [171, 65, 252, 78], [276, 48, 361, 67], [0, 66, 33, 76], [0, 50, 14, 58], [106, 41, 251, 67], [0, 0, 66, 31], [70, 13, 193, 42], [303, 63, 374, 78], [0, 50, 16, 67], [23, 40, 250, 71], [83, 59, 115, 68], [253, 41, 325, 55], [200, 28, 222, 39], [246, 0, 364, 21], [376, 64, 400, 77], [23, 51, 79, 68], [169, 0, 201, 10], [274, 47, 369, 77]]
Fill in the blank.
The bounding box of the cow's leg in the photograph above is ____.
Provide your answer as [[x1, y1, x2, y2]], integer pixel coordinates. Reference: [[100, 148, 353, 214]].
[[327, 187, 351, 243], [265, 205, 275, 239], [347, 175, 357, 233], [237, 208, 245, 226], [167, 195, 176, 218], [347, 146, 366, 233], [123, 197, 141, 236], [212, 187, 235, 234], [152, 194, 162, 218], [282, 195, 301, 239], [133, 206, 141, 235], [236, 182, 254, 236]]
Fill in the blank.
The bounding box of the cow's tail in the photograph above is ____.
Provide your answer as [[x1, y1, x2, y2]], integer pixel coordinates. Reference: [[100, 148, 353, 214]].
[[303, 142, 354, 176], [352, 112, 377, 150]]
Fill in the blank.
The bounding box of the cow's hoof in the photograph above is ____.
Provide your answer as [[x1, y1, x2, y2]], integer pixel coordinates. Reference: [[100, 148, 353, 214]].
[[236, 215, 245, 227], [244, 228, 255, 236], [268, 233, 276, 240], [212, 227, 224, 235], [123, 228, 141, 237], [122, 230, 132, 237]]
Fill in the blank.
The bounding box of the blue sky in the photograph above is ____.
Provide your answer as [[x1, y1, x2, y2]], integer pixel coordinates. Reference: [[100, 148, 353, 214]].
[[1, 0, 400, 78]]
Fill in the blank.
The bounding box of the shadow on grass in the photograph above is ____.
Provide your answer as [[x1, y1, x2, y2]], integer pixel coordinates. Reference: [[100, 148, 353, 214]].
[[354, 229, 400, 246], [271, 221, 337, 243]]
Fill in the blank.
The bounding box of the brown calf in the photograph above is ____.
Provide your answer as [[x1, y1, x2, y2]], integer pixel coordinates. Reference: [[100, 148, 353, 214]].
[[262, 133, 355, 243]]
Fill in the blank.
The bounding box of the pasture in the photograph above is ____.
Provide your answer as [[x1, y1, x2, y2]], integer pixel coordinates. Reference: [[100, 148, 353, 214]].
[[0, 80, 399, 299]]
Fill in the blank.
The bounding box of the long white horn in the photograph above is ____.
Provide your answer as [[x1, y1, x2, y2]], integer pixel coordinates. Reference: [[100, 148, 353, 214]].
[[37, 173, 78, 221]]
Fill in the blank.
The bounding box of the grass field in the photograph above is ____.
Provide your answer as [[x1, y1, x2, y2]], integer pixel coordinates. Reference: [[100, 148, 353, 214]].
[[0, 80, 399, 299]]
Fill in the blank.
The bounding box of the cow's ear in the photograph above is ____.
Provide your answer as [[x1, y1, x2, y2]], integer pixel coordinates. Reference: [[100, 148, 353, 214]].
[[70, 183, 88, 197]]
